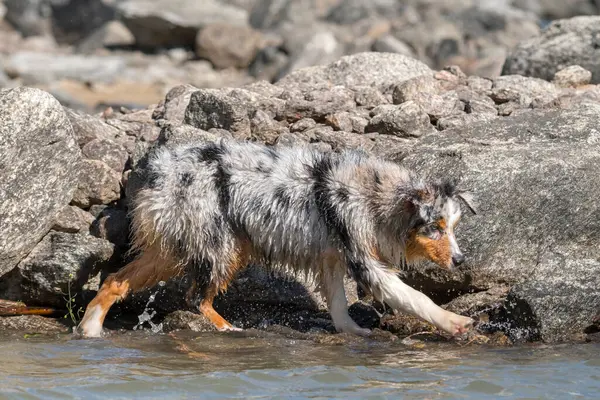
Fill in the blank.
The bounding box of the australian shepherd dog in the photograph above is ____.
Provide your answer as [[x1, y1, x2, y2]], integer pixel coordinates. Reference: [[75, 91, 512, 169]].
[[78, 139, 477, 338]]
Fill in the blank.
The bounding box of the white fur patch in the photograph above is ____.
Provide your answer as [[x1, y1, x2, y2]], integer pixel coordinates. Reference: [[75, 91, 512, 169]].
[[79, 305, 104, 338]]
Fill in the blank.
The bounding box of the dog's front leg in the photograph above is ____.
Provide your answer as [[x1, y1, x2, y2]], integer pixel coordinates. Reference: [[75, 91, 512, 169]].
[[358, 258, 474, 336]]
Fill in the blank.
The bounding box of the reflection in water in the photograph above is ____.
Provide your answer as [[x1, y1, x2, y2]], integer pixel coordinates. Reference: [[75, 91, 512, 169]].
[[0, 330, 598, 399]]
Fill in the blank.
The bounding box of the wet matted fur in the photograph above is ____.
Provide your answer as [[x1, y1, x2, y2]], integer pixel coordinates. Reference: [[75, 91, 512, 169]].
[[78, 139, 477, 337]]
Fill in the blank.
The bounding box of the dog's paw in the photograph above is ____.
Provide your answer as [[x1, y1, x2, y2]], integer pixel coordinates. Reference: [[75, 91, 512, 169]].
[[447, 314, 474, 336], [218, 325, 243, 332]]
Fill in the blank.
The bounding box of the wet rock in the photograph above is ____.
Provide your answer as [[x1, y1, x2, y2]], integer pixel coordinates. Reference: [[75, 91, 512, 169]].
[[184, 89, 251, 139], [0, 315, 69, 333], [90, 207, 130, 251], [76, 20, 136, 54], [552, 65, 593, 88], [117, 0, 249, 48], [502, 16, 600, 84], [276, 52, 432, 92], [443, 286, 509, 319], [162, 310, 217, 332], [0, 231, 115, 308], [398, 104, 600, 342], [365, 101, 434, 137], [82, 138, 129, 173], [71, 160, 122, 208], [0, 87, 80, 276], [504, 245, 600, 343], [51, 205, 95, 234], [490, 75, 559, 106], [280, 86, 355, 122], [380, 313, 436, 336], [196, 22, 264, 69]]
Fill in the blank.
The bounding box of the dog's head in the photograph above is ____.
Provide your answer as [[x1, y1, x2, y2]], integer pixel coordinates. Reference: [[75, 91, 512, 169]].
[[403, 179, 477, 271]]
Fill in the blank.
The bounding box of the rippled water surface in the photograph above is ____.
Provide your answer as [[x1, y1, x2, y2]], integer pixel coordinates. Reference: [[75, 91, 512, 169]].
[[0, 330, 598, 399]]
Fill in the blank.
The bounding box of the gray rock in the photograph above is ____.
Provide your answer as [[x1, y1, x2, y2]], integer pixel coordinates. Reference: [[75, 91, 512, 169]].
[[0, 315, 69, 333], [491, 75, 560, 106], [117, 0, 249, 48], [50, 0, 119, 45], [4, 0, 52, 37], [280, 86, 356, 122], [71, 160, 121, 208], [152, 84, 200, 124], [3, 51, 125, 85], [0, 231, 115, 308], [76, 20, 136, 54], [82, 138, 129, 173], [326, 0, 400, 24], [398, 103, 600, 342], [284, 29, 345, 74], [250, 109, 289, 145], [196, 22, 264, 69], [365, 101, 434, 137], [289, 118, 317, 132], [502, 16, 600, 84], [353, 86, 388, 108], [276, 52, 432, 92], [65, 108, 127, 148], [411, 92, 465, 123], [372, 35, 416, 58], [505, 245, 600, 342], [325, 112, 368, 133], [552, 65, 593, 88], [162, 310, 217, 332], [0, 87, 80, 277], [184, 89, 252, 139], [436, 112, 497, 131], [392, 74, 440, 104], [51, 205, 95, 234]]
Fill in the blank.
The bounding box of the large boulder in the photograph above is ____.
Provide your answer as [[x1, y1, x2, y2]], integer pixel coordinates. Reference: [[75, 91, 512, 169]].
[[398, 103, 600, 342], [117, 0, 249, 48], [502, 16, 600, 84], [0, 87, 81, 276], [275, 52, 432, 92]]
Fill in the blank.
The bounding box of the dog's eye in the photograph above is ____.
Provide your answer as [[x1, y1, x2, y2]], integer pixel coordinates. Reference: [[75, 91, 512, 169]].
[[419, 224, 443, 240]]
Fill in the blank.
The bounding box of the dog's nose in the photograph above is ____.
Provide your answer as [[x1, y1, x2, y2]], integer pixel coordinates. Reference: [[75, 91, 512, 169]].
[[452, 254, 465, 266]]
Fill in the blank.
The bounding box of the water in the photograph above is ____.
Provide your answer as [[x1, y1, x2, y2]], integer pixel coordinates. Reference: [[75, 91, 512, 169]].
[[0, 329, 598, 400]]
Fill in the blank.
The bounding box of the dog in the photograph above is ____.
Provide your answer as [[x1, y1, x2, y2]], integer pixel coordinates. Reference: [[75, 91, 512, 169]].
[[78, 138, 477, 338]]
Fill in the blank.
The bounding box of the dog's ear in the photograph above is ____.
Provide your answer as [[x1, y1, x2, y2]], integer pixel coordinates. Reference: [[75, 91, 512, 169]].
[[456, 190, 478, 215]]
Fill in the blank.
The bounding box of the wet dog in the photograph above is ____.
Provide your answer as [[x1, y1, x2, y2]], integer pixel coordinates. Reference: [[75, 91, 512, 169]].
[[78, 139, 477, 337]]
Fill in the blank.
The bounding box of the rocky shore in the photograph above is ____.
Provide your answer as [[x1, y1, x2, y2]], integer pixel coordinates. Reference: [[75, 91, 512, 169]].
[[0, 1, 599, 347]]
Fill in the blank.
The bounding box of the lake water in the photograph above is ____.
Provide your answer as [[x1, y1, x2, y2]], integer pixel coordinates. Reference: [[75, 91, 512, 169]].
[[0, 329, 598, 399]]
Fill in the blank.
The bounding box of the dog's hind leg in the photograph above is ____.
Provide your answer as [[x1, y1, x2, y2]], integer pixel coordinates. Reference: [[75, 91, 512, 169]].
[[320, 253, 371, 336], [78, 245, 182, 338], [189, 238, 252, 332]]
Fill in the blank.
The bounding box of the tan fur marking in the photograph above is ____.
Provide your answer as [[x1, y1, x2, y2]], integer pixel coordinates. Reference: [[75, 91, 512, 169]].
[[405, 231, 452, 269]]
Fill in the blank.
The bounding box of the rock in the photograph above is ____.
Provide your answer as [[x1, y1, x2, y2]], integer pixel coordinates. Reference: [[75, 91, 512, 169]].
[[0, 231, 115, 308], [276, 52, 432, 92], [326, 0, 401, 24], [436, 113, 497, 131], [280, 86, 356, 122], [50, 0, 119, 45], [0, 87, 80, 277], [51, 205, 95, 234], [3, 51, 126, 85], [443, 286, 509, 318], [502, 16, 600, 84], [76, 20, 136, 54], [117, 0, 249, 48], [392, 74, 439, 104], [411, 92, 464, 123], [325, 112, 368, 133], [184, 89, 251, 139], [71, 160, 122, 208], [4, 0, 52, 37], [372, 35, 416, 58], [65, 108, 126, 148], [289, 118, 317, 132], [196, 22, 264, 69], [490, 75, 560, 106], [284, 29, 345, 74], [504, 246, 600, 343], [250, 109, 288, 144], [398, 103, 600, 342], [152, 84, 199, 124], [354, 86, 388, 108], [365, 101, 434, 137], [552, 65, 593, 88], [89, 207, 130, 251], [82, 138, 129, 173], [0, 315, 69, 333], [162, 310, 217, 332]]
